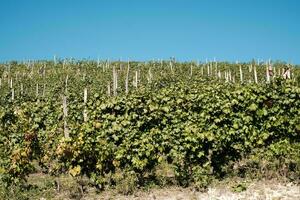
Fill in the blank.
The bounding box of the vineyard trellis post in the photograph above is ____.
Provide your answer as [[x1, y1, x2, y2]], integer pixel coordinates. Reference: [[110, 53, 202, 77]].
[[20, 83, 23, 95], [42, 84, 46, 97], [148, 67, 152, 83], [97, 58, 100, 68], [249, 64, 252, 72], [266, 64, 270, 83], [43, 63, 46, 77], [225, 71, 228, 83], [11, 88, 14, 101], [239, 64, 243, 83], [207, 63, 210, 76], [215, 60, 218, 78], [254, 65, 258, 84], [62, 95, 69, 139], [107, 82, 111, 96], [135, 70, 138, 88], [65, 75, 69, 93], [125, 61, 130, 94], [83, 87, 88, 122], [113, 65, 117, 96]]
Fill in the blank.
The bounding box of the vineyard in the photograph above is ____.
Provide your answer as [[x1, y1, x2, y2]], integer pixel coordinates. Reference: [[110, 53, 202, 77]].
[[0, 59, 300, 198]]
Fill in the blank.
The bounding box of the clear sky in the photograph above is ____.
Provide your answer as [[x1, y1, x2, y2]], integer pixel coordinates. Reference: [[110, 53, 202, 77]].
[[0, 0, 299, 63]]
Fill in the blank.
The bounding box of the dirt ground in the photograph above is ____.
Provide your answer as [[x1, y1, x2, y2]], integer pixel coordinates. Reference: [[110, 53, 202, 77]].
[[19, 173, 299, 200], [77, 180, 299, 200]]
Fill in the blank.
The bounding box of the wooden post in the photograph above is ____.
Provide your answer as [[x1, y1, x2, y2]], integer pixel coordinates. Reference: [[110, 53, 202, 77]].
[[83, 88, 88, 122], [65, 75, 68, 93], [239, 65, 243, 83], [266, 65, 270, 83], [207, 63, 210, 76], [214, 59, 217, 68], [107, 82, 111, 96], [112, 65, 117, 96], [105, 60, 108, 71], [254, 65, 258, 84], [125, 61, 130, 94], [287, 67, 291, 78], [30, 61, 34, 76], [43, 64, 46, 77], [148, 67, 152, 83], [20, 83, 23, 95], [190, 64, 193, 77], [135, 71, 138, 88], [112, 65, 115, 95], [215, 61, 218, 78], [11, 88, 14, 101], [62, 95, 69, 138], [210, 62, 213, 77], [138, 69, 141, 85], [115, 68, 118, 93], [36, 84, 39, 97], [169, 60, 173, 73], [225, 71, 228, 83]]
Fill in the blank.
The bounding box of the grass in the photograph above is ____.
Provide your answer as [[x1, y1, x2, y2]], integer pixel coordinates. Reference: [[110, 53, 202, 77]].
[[1, 173, 299, 200]]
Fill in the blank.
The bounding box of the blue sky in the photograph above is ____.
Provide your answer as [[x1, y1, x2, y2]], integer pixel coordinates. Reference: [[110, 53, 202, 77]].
[[0, 0, 299, 63]]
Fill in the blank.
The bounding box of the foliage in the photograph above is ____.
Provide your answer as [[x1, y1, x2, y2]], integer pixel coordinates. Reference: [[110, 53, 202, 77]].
[[0, 60, 299, 191]]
